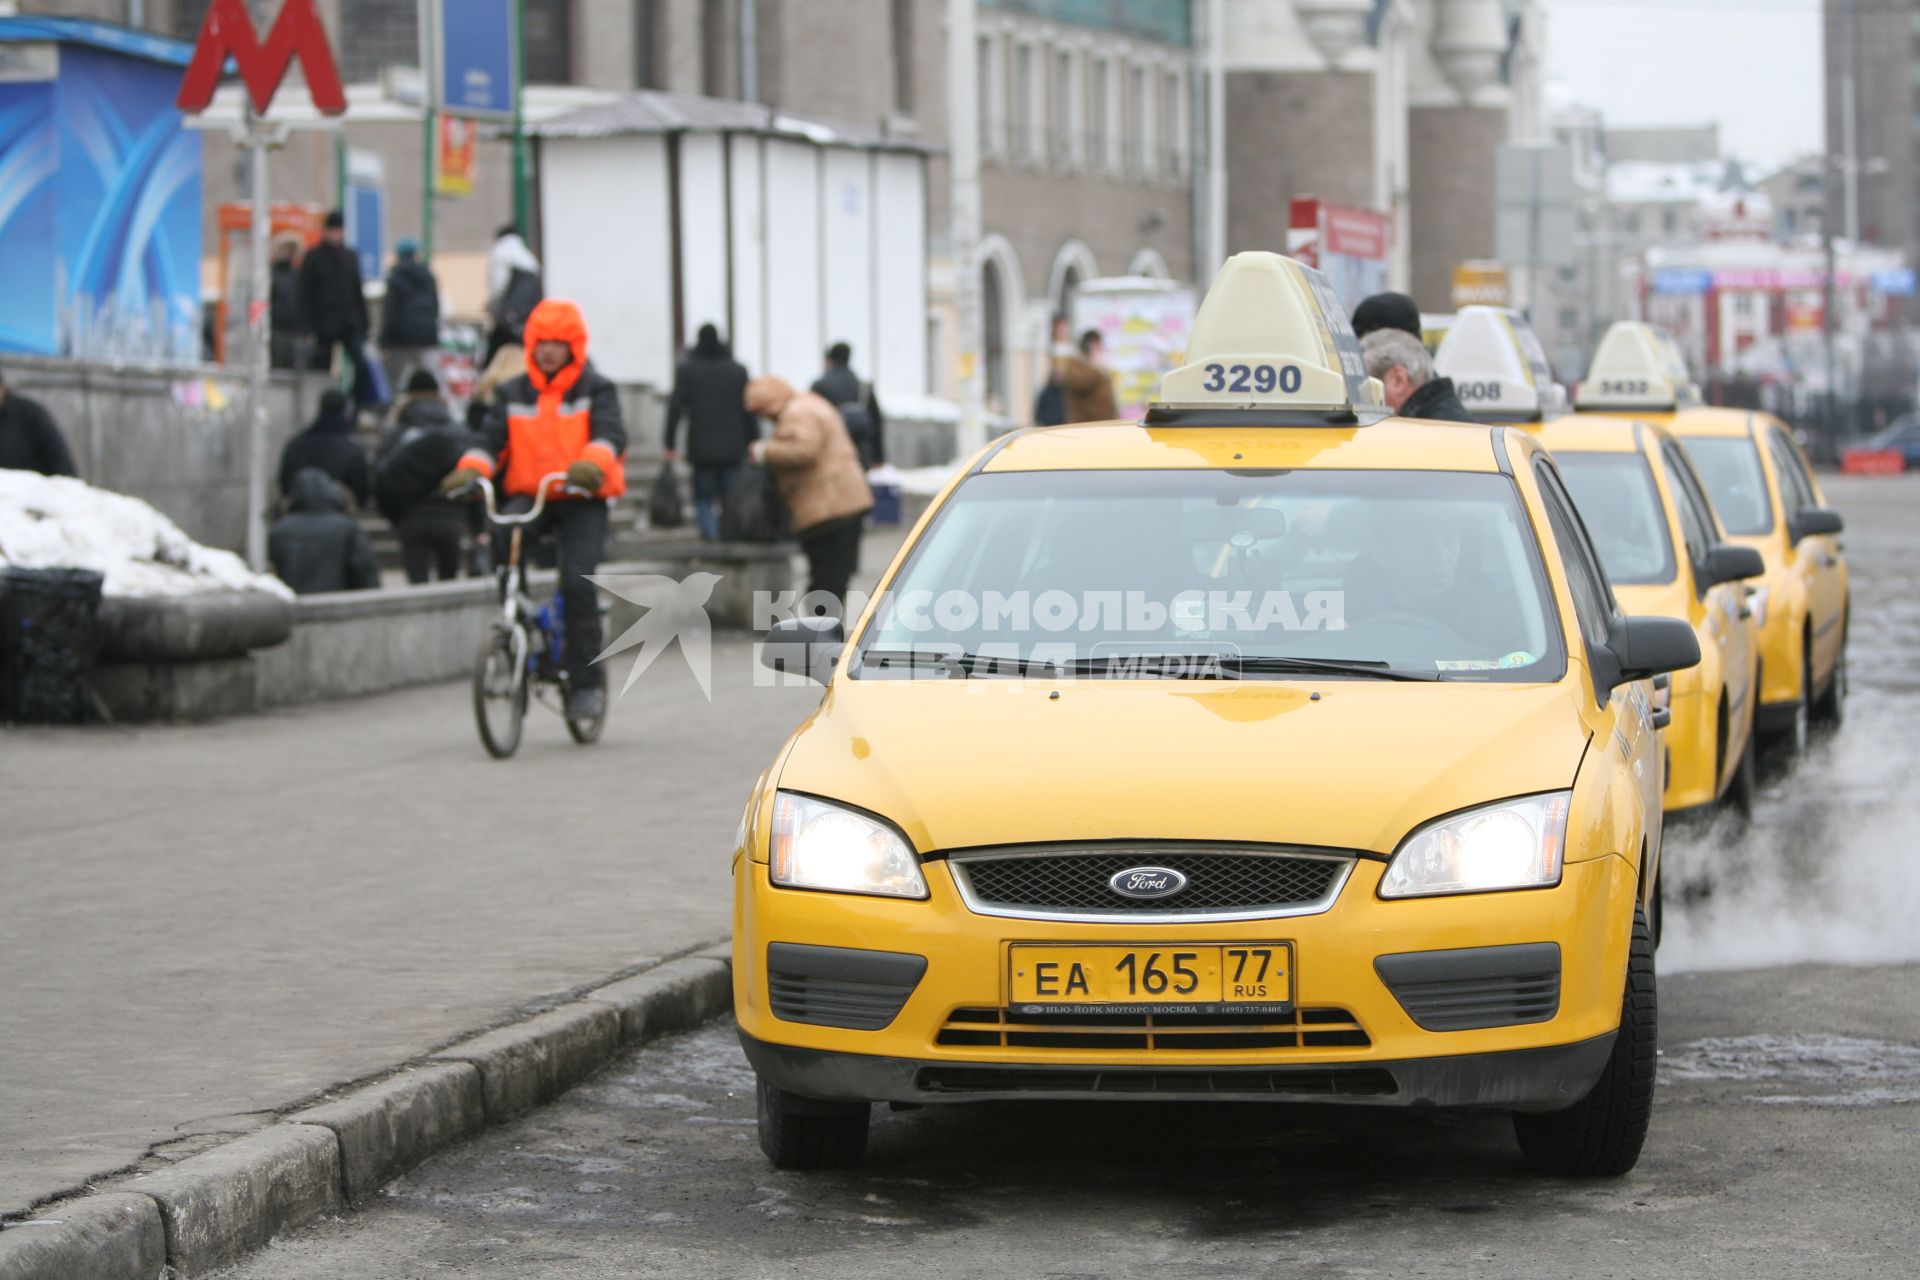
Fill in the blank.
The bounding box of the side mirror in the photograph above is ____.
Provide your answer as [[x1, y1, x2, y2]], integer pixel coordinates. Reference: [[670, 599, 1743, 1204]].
[[1789, 507, 1844, 541], [1606, 615, 1700, 684], [760, 616, 844, 684], [1701, 543, 1766, 588]]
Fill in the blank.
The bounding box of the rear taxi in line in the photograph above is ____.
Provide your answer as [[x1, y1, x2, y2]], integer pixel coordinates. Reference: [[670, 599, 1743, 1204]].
[[1610, 357, 1851, 752], [734, 254, 1699, 1178], [1438, 310, 1765, 817]]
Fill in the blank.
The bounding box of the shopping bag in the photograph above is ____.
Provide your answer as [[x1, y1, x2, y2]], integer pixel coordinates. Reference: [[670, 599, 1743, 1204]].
[[720, 463, 788, 543], [648, 463, 686, 529]]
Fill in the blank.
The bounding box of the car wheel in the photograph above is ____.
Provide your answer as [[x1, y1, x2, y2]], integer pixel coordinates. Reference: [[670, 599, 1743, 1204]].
[[1725, 729, 1757, 817], [757, 1077, 871, 1169], [1814, 639, 1847, 727], [1781, 649, 1812, 757], [1513, 903, 1656, 1177]]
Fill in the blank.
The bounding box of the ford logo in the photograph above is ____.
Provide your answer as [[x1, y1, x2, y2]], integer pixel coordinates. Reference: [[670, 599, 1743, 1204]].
[[1109, 866, 1189, 900]]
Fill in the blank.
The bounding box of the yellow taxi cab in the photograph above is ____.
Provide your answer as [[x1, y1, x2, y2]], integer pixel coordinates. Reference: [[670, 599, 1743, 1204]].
[[1437, 310, 1765, 817], [733, 253, 1699, 1178], [1572, 331, 1853, 753]]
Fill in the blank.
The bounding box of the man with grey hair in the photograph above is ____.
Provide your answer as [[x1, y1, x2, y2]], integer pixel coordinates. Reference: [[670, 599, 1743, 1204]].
[[1361, 328, 1477, 423]]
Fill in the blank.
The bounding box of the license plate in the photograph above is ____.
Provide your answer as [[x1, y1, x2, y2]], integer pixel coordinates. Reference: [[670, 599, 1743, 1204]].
[[1007, 943, 1293, 1016]]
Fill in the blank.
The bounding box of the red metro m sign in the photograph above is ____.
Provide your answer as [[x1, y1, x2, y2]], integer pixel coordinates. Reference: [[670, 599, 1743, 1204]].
[[177, 0, 347, 116]]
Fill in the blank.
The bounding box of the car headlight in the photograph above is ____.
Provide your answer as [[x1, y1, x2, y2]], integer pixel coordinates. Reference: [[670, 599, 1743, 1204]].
[[1379, 792, 1571, 899], [769, 792, 927, 899]]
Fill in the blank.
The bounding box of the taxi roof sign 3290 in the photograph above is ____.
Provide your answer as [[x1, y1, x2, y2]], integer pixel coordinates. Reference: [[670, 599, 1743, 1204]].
[[1154, 252, 1382, 415], [176, 0, 346, 115]]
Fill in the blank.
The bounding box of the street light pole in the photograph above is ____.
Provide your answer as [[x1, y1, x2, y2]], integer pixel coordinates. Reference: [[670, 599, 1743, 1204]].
[[244, 107, 274, 571], [947, 0, 985, 456]]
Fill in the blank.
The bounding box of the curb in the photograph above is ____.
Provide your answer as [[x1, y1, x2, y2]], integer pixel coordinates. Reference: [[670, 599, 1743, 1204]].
[[0, 951, 735, 1280]]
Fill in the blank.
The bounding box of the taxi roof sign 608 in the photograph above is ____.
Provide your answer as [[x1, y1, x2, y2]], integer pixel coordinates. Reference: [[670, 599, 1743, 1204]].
[[1432, 305, 1568, 424], [1153, 252, 1382, 417]]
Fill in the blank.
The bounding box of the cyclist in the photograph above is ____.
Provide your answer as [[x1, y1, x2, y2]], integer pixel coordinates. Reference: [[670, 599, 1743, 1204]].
[[443, 298, 626, 721]]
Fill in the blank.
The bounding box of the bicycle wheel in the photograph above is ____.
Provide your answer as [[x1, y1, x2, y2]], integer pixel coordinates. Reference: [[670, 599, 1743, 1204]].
[[473, 625, 529, 758]]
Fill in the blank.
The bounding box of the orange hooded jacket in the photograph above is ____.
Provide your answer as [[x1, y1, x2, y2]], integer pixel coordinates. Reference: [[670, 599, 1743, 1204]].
[[463, 300, 628, 498]]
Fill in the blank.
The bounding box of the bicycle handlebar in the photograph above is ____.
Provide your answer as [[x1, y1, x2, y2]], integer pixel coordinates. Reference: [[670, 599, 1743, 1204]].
[[456, 473, 592, 526]]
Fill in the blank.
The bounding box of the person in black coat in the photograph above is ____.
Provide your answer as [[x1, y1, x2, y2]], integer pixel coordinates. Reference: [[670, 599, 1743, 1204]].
[[1360, 328, 1479, 424], [269, 468, 381, 594], [379, 238, 441, 392], [280, 388, 371, 509], [298, 210, 379, 406], [662, 323, 758, 540], [0, 367, 77, 476], [374, 370, 472, 583], [811, 341, 886, 468], [269, 238, 306, 370]]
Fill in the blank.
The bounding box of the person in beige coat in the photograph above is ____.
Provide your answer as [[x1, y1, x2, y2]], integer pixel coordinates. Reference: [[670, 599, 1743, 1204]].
[[745, 374, 873, 615]]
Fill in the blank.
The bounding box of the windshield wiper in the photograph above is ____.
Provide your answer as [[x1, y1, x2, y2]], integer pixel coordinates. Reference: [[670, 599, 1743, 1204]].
[[859, 649, 1069, 678], [1210, 654, 1440, 682]]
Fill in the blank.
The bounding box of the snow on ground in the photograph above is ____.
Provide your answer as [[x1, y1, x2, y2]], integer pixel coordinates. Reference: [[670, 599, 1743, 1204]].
[[0, 472, 292, 600]]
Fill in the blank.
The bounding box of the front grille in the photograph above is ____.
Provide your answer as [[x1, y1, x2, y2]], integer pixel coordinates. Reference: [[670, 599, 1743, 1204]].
[[916, 1064, 1398, 1098], [936, 1006, 1370, 1052], [948, 849, 1350, 920], [765, 942, 925, 1031]]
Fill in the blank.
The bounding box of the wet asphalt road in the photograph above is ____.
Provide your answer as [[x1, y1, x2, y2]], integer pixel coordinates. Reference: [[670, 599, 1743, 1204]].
[[227, 476, 1920, 1279]]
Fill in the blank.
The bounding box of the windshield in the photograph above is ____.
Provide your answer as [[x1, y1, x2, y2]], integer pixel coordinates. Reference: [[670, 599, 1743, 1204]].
[[1683, 436, 1774, 535], [1555, 452, 1678, 585], [855, 468, 1565, 682]]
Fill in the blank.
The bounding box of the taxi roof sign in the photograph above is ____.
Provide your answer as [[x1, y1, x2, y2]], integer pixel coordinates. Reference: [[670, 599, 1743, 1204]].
[[1574, 321, 1702, 412], [1154, 251, 1382, 416], [1431, 305, 1568, 423]]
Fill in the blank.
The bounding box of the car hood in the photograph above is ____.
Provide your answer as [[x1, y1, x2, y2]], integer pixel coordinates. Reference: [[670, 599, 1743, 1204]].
[[774, 678, 1590, 856]]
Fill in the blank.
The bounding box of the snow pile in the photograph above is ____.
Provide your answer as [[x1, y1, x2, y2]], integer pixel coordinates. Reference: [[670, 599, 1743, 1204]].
[[0, 471, 293, 600]]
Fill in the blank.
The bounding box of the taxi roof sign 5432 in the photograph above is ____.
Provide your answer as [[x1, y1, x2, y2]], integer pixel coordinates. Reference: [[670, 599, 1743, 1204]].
[[175, 0, 345, 115], [1574, 321, 1702, 413], [1154, 252, 1382, 414]]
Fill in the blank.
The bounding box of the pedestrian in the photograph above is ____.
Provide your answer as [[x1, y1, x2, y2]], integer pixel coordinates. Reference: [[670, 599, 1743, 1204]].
[[1057, 329, 1118, 423], [297, 210, 379, 407], [441, 299, 626, 722], [1361, 328, 1478, 424], [268, 468, 381, 595], [1351, 291, 1425, 344], [0, 366, 77, 477], [269, 236, 305, 370], [378, 238, 441, 392], [279, 387, 371, 508], [663, 323, 756, 540], [1032, 312, 1071, 426], [744, 375, 873, 617], [811, 341, 886, 469], [485, 224, 543, 366], [374, 370, 472, 583]]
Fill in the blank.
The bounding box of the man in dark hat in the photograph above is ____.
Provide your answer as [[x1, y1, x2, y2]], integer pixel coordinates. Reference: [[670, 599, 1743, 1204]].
[[1351, 291, 1424, 343], [298, 209, 378, 407]]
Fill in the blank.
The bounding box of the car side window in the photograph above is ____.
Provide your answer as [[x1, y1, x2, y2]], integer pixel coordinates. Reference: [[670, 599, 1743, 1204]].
[[1766, 427, 1818, 513], [1658, 442, 1714, 576], [1534, 461, 1614, 654]]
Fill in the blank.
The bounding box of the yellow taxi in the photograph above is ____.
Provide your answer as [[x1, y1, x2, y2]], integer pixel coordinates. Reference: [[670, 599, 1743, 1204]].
[[1437, 311, 1765, 817], [1570, 328, 1854, 752], [734, 254, 1699, 1178]]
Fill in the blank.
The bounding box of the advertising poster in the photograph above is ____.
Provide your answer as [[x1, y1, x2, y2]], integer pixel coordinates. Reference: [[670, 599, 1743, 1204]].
[[1073, 281, 1197, 421]]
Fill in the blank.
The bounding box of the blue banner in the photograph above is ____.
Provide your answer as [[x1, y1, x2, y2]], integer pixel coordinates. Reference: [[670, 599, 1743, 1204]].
[[1872, 267, 1916, 297], [1650, 268, 1713, 297], [0, 38, 201, 360], [437, 0, 515, 118]]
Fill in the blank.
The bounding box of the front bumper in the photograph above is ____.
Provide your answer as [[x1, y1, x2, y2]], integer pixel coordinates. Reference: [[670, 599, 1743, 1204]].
[[740, 1027, 1616, 1110], [734, 852, 1637, 1106]]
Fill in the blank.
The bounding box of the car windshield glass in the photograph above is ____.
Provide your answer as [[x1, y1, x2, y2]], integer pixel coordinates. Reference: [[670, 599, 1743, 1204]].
[[1681, 436, 1774, 535], [855, 468, 1565, 682], [1555, 452, 1679, 585]]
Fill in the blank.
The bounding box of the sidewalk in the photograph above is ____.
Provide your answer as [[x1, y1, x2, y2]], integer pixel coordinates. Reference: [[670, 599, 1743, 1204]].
[[0, 517, 914, 1217]]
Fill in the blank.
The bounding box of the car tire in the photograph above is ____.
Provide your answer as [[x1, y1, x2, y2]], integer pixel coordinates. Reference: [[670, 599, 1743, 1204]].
[[1725, 730, 1757, 817], [1513, 903, 1656, 1177], [757, 1077, 871, 1169], [1814, 637, 1847, 727]]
